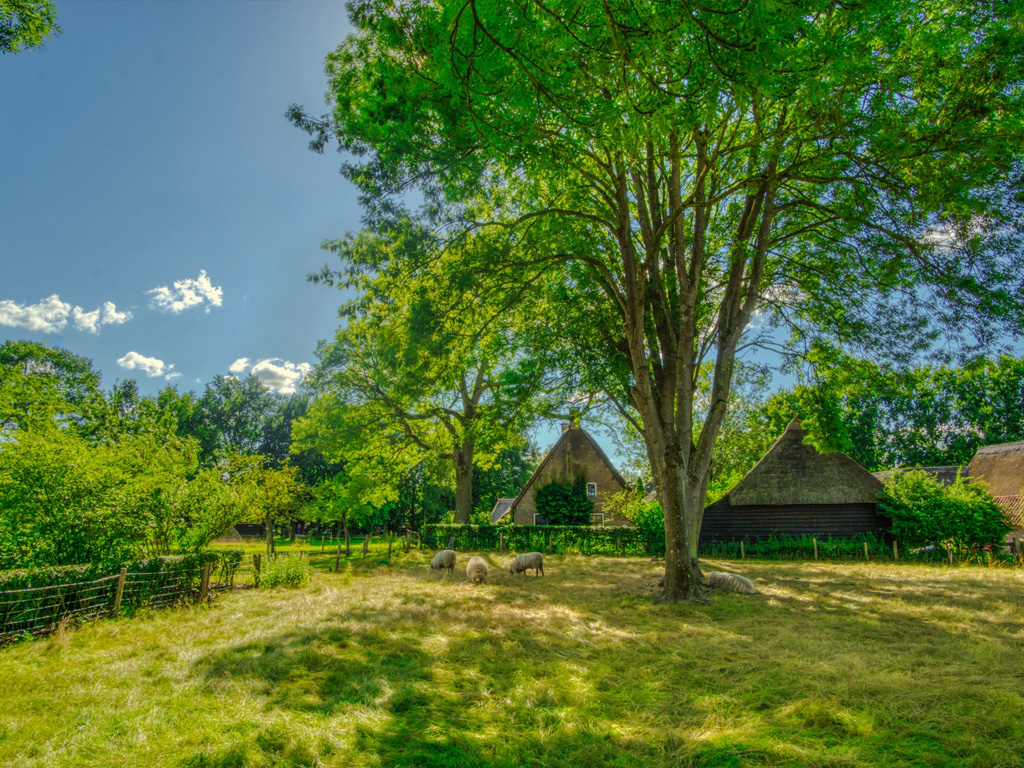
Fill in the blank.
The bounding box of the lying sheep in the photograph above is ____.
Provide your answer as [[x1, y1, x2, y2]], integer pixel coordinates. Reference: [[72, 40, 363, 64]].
[[509, 551, 544, 577], [430, 549, 456, 572], [706, 571, 756, 595], [466, 556, 489, 584]]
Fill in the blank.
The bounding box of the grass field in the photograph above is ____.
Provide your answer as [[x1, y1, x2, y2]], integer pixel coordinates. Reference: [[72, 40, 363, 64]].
[[1, 553, 1022, 767]]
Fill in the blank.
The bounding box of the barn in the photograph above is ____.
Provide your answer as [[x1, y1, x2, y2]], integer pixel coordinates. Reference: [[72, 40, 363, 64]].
[[701, 417, 890, 541], [967, 440, 1024, 539]]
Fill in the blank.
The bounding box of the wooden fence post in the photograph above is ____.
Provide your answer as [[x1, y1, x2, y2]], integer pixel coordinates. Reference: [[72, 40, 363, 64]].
[[253, 554, 261, 586], [863, 542, 869, 561], [112, 567, 127, 615], [892, 541, 898, 561], [1015, 537, 1021, 566], [948, 546, 954, 566], [334, 540, 343, 573], [388, 535, 393, 560], [499, 531, 504, 553], [200, 562, 211, 602], [813, 538, 818, 561], [546, 531, 552, 553], [363, 537, 370, 560], [448, 536, 455, 550]]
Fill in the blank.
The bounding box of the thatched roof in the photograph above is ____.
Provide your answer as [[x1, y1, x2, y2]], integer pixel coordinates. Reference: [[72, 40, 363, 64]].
[[719, 417, 883, 507], [872, 466, 967, 486], [968, 440, 1024, 498], [490, 498, 515, 523]]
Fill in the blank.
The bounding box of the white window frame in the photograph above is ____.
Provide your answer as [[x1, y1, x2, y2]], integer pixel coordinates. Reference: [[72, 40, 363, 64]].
[[587, 482, 597, 498], [533, 513, 547, 526], [590, 513, 605, 527]]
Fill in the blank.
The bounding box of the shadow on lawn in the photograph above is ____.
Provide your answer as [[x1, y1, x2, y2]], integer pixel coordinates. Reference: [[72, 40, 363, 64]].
[[184, 559, 1024, 767]]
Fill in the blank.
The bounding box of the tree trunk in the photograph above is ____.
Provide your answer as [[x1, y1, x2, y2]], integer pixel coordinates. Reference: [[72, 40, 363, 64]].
[[344, 518, 351, 557], [653, 454, 702, 602], [453, 441, 474, 524], [265, 511, 274, 555]]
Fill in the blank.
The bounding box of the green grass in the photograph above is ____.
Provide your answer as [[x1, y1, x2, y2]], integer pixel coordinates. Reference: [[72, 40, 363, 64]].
[[1, 554, 1022, 767]]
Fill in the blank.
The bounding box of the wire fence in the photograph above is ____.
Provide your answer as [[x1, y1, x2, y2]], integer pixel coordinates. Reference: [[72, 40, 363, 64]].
[[0, 560, 231, 646], [0, 575, 119, 643]]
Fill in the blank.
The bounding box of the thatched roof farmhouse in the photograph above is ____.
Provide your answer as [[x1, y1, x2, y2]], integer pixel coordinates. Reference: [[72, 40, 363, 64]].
[[493, 422, 629, 526], [701, 417, 890, 541]]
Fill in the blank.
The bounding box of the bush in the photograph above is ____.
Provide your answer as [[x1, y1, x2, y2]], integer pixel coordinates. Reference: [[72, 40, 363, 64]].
[[879, 470, 1011, 553], [534, 473, 593, 525], [259, 556, 312, 589]]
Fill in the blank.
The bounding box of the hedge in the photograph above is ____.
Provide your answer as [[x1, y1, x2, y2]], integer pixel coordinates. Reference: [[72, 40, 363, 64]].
[[422, 524, 662, 556], [0, 549, 244, 592]]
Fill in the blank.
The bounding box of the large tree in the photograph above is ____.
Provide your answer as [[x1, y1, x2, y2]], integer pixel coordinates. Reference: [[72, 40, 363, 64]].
[[292, 0, 1024, 600], [297, 228, 548, 523]]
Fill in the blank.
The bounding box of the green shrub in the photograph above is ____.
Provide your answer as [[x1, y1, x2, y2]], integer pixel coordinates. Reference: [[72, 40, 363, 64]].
[[879, 470, 1011, 553], [534, 472, 593, 525], [259, 557, 312, 589]]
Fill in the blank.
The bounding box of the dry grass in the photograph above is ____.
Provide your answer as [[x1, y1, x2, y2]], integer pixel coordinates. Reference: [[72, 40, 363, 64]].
[[0, 553, 1022, 767]]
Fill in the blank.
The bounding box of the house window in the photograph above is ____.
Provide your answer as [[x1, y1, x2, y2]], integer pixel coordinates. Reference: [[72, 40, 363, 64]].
[[587, 483, 597, 498], [533, 514, 548, 526], [590, 513, 605, 527]]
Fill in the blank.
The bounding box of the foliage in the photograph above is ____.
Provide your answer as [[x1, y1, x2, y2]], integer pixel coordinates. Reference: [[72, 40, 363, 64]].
[[0, 340, 103, 434], [0, 0, 58, 54], [534, 473, 594, 526], [879, 471, 1012, 553], [299, 226, 549, 523], [258, 556, 312, 589]]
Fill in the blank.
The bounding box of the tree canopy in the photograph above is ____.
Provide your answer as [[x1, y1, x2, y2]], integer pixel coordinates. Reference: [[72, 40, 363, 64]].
[[292, 0, 1024, 600]]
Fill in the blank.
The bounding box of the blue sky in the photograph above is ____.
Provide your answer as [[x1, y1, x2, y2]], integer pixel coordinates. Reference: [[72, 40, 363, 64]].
[[1, 1, 359, 396]]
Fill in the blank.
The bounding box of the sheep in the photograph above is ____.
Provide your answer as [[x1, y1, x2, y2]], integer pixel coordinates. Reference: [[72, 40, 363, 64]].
[[706, 571, 757, 595], [509, 551, 544, 577], [430, 549, 456, 572], [466, 556, 489, 584]]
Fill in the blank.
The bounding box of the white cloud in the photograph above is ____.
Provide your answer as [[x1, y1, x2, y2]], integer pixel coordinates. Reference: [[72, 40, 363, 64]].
[[0, 294, 132, 334], [117, 351, 171, 378], [229, 357, 250, 374], [247, 358, 312, 395], [148, 270, 223, 314]]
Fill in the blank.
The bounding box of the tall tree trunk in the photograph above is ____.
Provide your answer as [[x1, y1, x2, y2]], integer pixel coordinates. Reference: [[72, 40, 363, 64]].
[[265, 511, 274, 555], [453, 440, 474, 524], [344, 516, 351, 557], [649, 443, 701, 601]]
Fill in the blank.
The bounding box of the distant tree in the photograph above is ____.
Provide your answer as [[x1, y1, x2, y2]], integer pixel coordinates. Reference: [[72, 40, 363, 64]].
[[0, 340, 103, 434], [0, 0, 58, 54]]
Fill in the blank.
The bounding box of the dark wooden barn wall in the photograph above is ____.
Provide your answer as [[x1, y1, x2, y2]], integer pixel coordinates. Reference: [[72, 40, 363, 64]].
[[699, 503, 891, 542]]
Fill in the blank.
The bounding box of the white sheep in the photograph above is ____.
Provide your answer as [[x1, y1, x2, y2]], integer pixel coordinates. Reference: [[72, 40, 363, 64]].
[[466, 556, 489, 584], [706, 571, 756, 594], [430, 549, 456, 572], [509, 551, 544, 577]]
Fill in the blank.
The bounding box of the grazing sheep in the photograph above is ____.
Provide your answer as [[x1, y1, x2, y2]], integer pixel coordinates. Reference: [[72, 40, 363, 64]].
[[431, 549, 456, 572], [706, 571, 756, 594], [509, 551, 544, 577], [466, 556, 489, 584]]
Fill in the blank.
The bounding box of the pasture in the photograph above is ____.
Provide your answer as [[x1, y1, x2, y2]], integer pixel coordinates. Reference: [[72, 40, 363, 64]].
[[0, 554, 1022, 767]]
